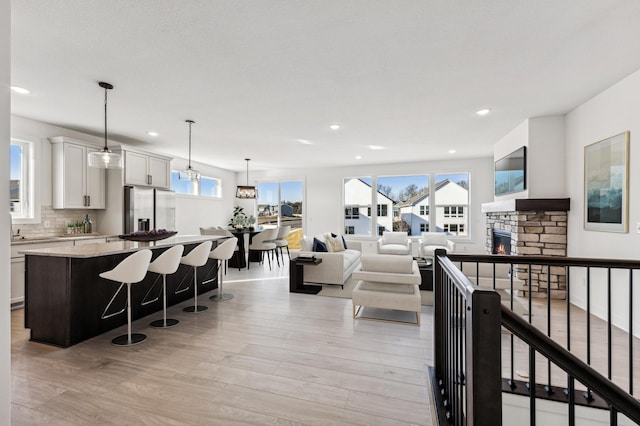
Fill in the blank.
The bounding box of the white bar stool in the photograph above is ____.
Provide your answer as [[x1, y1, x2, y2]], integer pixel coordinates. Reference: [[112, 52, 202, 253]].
[[209, 237, 238, 302], [179, 241, 213, 313], [100, 249, 153, 346], [148, 245, 184, 328]]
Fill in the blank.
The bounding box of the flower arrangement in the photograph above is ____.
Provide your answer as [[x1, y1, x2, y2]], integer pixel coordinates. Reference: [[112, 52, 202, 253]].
[[229, 206, 247, 229]]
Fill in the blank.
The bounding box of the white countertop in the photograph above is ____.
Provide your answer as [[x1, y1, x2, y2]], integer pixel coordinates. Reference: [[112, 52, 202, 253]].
[[19, 235, 224, 258], [11, 234, 117, 246]]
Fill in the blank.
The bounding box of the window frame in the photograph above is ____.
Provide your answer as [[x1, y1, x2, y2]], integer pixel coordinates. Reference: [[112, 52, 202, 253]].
[[10, 138, 39, 224], [343, 172, 470, 240]]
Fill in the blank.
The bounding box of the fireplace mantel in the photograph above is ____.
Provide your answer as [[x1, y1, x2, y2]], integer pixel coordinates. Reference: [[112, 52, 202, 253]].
[[481, 198, 570, 213]]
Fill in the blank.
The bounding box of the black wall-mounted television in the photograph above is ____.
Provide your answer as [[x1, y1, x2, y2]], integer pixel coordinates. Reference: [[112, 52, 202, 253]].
[[494, 146, 526, 196]]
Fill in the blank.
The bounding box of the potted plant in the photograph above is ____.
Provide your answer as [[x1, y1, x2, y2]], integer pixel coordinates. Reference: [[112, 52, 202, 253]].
[[247, 215, 256, 229]]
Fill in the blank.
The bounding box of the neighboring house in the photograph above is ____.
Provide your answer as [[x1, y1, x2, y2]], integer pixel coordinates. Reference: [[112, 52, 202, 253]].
[[344, 178, 393, 235], [10, 179, 19, 213], [280, 204, 294, 217], [396, 179, 468, 236]]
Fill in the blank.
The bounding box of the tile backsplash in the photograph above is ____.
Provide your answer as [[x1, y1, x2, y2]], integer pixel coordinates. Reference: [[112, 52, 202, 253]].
[[11, 206, 98, 238]]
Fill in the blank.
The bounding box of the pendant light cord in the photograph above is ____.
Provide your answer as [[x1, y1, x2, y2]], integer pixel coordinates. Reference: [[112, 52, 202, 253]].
[[103, 87, 108, 150], [188, 121, 192, 168], [186, 120, 195, 169], [245, 158, 250, 185]]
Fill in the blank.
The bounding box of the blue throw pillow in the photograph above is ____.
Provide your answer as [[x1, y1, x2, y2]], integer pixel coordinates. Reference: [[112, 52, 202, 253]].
[[331, 233, 347, 249], [312, 237, 328, 252]]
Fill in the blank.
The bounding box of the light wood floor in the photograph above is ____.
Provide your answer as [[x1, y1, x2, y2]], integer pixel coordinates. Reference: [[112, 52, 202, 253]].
[[11, 263, 435, 425]]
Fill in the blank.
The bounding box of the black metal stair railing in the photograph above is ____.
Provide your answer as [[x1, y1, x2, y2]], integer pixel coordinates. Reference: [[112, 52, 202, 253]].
[[431, 250, 503, 425], [432, 250, 640, 425]]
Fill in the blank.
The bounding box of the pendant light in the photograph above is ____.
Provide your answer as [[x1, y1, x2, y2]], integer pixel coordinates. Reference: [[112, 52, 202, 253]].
[[179, 119, 201, 182], [88, 82, 123, 168], [236, 158, 257, 199]]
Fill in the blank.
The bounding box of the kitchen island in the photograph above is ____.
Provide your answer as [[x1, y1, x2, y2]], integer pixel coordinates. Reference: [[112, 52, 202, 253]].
[[22, 235, 224, 347]]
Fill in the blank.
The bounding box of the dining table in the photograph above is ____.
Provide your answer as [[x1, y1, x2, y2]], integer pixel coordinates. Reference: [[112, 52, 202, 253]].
[[228, 226, 264, 269]]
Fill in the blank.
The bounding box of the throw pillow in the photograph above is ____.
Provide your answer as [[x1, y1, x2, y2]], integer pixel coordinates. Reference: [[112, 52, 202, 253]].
[[326, 235, 345, 252], [312, 237, 328, 252], [331, 233, 348, 249]]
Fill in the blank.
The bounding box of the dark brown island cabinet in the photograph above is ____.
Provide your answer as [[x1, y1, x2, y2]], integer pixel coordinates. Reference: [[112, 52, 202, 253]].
[[22, 236, 223, 347]]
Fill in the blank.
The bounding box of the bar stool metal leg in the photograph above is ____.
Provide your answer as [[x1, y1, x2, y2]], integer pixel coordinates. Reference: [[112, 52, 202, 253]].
[[112, 283, 147, 346], [150, 274, 179, 327], [211, 260, 233, 302], [183, 266, 208, 312]]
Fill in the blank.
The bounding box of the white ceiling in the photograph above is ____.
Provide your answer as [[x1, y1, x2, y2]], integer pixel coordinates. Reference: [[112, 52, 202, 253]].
[[10, 1, 640, 172]]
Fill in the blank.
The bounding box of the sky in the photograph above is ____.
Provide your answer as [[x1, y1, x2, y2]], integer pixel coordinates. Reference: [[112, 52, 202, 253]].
[[351, 173, 469, 196], [10, 145, 21, 180], [258, 181, 303, 205]]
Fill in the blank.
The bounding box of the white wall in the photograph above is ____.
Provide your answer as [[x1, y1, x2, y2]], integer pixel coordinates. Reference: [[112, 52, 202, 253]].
[[565, 67, 640, 334], [494, 115, 566, 200], [1, 0, 11, 421], [247, 157, 494, 254], [171, 157, 237, 235]]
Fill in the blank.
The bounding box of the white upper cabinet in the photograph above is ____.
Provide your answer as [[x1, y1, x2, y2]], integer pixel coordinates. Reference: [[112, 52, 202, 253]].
[[51, 137, 106, 209], [124, 150, 170, 189]]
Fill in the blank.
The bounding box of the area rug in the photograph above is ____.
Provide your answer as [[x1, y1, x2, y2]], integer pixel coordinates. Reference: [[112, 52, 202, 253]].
[[317, 278, 528, 315]]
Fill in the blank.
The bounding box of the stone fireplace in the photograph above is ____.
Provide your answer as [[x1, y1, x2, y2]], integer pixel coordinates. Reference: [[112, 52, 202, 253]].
[[482, 198, 570, 299]]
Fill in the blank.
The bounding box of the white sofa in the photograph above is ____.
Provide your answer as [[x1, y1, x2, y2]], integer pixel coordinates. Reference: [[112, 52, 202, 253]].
[[351, 254, 422, 325], [377, 231, 412, 255], [298, 234, 362, 286], [418, 232, 455, 257]]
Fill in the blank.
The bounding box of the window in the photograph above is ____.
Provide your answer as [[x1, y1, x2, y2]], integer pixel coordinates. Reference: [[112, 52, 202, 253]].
[[344, 177, 372, 236], [444, 206, 464, 217], [257, 180, 304, 248], [378, 174, 429, 236], [10, 140, 34, 220], [343, 172, 470, 239], [345, 226, 355, 235], [435, 173, 469, 237], [171, 172, 221, 197], [345, 207, 360, 219], [378, 226, 385, 236], [444, 224, 459, 233], [200, 177, 220, 198]]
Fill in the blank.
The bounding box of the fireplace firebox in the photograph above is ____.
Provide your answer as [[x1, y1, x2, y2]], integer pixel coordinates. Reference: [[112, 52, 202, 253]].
[[492, 229, 512, 255]]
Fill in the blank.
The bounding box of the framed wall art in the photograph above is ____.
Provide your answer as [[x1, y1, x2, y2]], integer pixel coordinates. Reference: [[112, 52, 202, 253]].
[[584, 131, 629, 232]]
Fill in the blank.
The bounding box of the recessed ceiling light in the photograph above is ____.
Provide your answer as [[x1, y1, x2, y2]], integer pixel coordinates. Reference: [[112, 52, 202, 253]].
[[146, 131, 159, 137], [368, 145, 385, 151], [448, 149, 456, 154], [355, 155, 362, 160], [329, 123, 341, 130], [11, 86, 30, 94], [297, 139, 313, 145], [476, 108, 491, 116]]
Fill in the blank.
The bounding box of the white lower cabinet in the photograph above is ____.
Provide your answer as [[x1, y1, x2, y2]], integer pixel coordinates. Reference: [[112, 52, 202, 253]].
[[10, 258, 25, 307]]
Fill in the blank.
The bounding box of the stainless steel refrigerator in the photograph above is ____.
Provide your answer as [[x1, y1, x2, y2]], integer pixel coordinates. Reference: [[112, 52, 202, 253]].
[[124, 186, 176, 233]]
